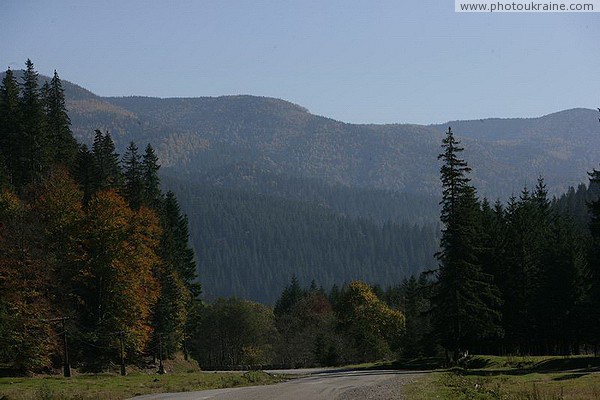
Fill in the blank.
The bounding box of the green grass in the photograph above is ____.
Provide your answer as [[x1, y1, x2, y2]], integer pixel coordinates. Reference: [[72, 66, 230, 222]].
[[404, 355, 600, 400], [464, 355, 600, 372], [0, 370, 287, 400]]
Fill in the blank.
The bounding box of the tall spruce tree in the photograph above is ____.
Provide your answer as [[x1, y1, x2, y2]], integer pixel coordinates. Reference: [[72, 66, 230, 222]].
[[0, 69, 21, 187], [502, 187, 548, 353], [75, 144, 95, 205], [160, 191, 199, 294], [44, 70, 78, 168], [19, 59, 50, 186], [142, 144, 162, 209], [122, 141, 144, 209], [433, 127, 502, 362], [587, 167, 600, 351], [91, 129, 121, 193], [152, 190, 199, 355]]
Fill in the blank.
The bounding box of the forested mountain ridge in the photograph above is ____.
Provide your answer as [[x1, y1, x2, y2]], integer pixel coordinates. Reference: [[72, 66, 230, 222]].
[[73, 97, 600, 198], [6, 72, 597, 199], [163, 176, 440, 303]]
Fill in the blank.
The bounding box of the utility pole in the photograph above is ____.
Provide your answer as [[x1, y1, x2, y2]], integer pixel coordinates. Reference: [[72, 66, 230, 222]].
[[119, 331, 126, 376], [44, 317, 72, 377], [158, 334, 166, 374]]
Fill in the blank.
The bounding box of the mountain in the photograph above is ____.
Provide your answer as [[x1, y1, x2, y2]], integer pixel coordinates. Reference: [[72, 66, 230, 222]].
[[430, 108, 600, 198], [5, 71, 599, 200], [63, 91, 599, 200]]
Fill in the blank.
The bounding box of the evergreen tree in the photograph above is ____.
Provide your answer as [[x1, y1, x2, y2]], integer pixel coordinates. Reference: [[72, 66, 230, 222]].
[[91, 129, 121, 193], [274, 275, 305, 316], [535, 215, 588, 354], [18, 60, 50, 186], [75, 144, 95, 205], [0, 68, 21, 187], [401, 275, 435, 358], [160, 191, 199, 293], [502, 187, 548, 353], [142, 144, 162, 208], [122, 141, 144, 209], [44, 70, 78, 168], [587, 168, 600, 351], [152, 268, 189, 358], [152, 190, 199, 355], [432, 127, 502, 362]]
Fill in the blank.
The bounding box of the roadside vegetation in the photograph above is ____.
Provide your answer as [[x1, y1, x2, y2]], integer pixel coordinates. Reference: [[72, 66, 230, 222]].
[[0, 369, 286, 400], [404, 355, 600, 399]]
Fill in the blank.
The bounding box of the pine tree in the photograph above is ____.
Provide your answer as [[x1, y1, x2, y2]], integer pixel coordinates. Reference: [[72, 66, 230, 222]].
[[160, 191, 199, 293], [502, 186, 548, 353], [401, 275, 433, 358], [274, 275, 305, 316], [122, 141, 144, 209], [432, 127, 502, 362], [75, 144, 95, 205], [535, 215, 587, 354], [152, 190, 199, 355], [91, 129, 121, 193], [44, 70, 78, 168], [0, 68, 21, 187], [152, 267, 189, 358], [142, 144, 162, 209], [19, 59, 50, 186], [587, 168, 600, 352]]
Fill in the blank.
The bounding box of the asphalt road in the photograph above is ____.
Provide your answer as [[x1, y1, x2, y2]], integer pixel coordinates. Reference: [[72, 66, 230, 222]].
[[131, 369, 424, 400]]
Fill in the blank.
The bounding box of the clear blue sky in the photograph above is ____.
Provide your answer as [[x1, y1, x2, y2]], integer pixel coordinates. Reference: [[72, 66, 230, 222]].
[[2, 0, 599, 124]]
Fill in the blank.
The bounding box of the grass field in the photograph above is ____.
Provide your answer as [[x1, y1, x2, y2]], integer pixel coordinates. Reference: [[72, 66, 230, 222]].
[[3, 355, 599, 399], [0, 370, 286, 400], [404, 355, 600, 400]]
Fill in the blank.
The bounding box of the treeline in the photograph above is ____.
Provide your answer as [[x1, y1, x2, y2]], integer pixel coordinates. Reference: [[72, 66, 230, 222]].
[[428, 128, 599, 361], [164, 178, 439, 303], [554, 181, 600, 229], [189, 278, 405, 369], [0, 61, 198, 372]]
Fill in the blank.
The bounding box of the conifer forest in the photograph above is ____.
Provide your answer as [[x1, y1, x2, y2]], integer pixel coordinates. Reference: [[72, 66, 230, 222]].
[[1, 60, 600, 375]]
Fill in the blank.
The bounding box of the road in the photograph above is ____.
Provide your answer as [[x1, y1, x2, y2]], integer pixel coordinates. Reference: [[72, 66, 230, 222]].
[[131, 369, 424, 400]]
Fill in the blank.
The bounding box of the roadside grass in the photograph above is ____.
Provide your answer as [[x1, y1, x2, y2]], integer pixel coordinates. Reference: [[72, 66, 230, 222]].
[[0, 370, 287, 400], [344, 357, 445, 371], [404, 355, 600, 400]]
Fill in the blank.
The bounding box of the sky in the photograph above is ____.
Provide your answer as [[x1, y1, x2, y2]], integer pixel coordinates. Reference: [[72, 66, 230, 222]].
[[2, 0, 599, 124]]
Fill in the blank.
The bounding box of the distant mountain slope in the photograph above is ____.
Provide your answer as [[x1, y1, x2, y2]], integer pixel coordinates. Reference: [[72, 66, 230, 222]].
[[163, 177, 439, 303], [431, 108, 600, 198], [62, 85, 599, 199], [75, 94, 445, 196], [164, 169, 440, 226], [2, 72, 598, 199]]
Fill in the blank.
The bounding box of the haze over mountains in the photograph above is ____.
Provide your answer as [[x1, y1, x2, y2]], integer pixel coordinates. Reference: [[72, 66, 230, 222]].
[[55, 76, 600, 199], [12, 72, 597, 302]]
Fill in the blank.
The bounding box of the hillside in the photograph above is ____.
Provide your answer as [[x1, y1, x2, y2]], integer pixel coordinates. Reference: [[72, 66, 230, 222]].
[[163, 177, 439, 303], [63, 89, 599, 200], [5, 72, 599, 200]]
